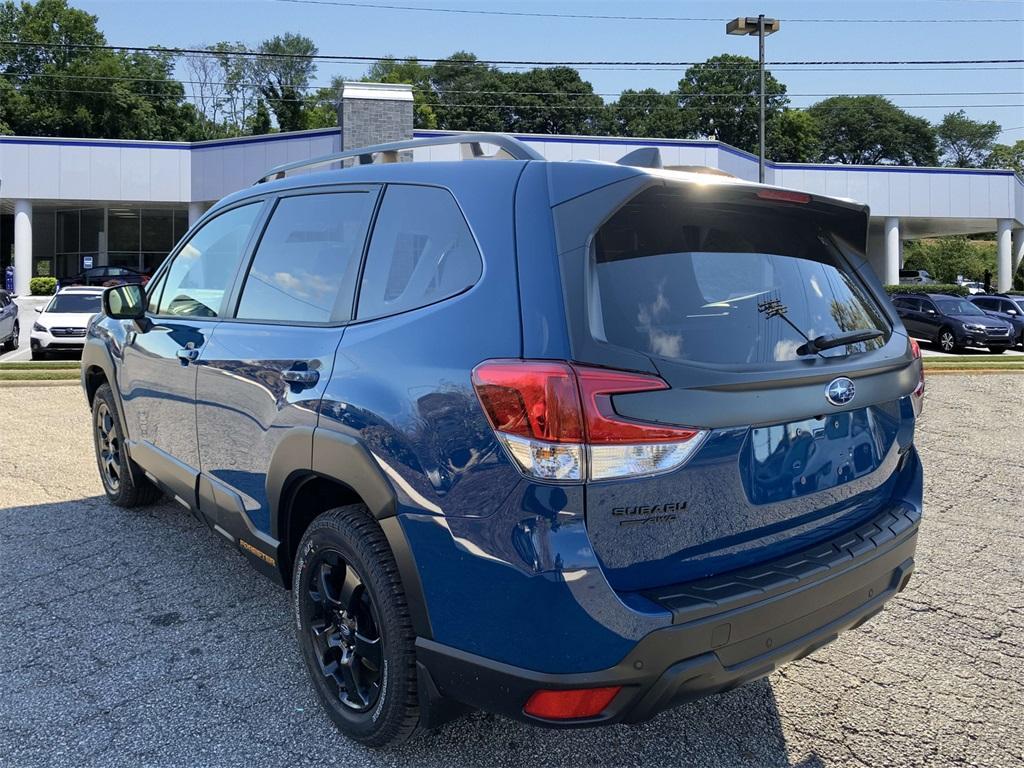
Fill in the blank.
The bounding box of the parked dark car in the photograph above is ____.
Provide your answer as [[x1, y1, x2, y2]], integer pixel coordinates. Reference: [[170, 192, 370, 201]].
[[82, 133, 926, 747], [0, 289, 18, 352], [892, 293, 1015, 353], [969, 294, 1024, 347], [67, 266, 146, 287]]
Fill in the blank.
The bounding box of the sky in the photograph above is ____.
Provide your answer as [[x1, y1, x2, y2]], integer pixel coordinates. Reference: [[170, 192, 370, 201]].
[[75, 0, 1024, 142]]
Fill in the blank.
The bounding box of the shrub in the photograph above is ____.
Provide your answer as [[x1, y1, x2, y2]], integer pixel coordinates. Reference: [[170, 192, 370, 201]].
[[902, 237, 996, 284], [884, 284, 969, 297], [29, 277, 57, 295]]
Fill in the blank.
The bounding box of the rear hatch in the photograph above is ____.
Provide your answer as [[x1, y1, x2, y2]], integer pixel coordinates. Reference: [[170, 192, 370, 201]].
[[549, 172, 920, 591]]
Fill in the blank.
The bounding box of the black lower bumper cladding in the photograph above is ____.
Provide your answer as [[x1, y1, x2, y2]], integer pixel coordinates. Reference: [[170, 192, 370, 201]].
[[416, 503, 920, 728]]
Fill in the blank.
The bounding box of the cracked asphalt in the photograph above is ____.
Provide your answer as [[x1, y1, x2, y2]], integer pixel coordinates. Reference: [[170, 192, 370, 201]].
[[1, 377, 1021, 768]]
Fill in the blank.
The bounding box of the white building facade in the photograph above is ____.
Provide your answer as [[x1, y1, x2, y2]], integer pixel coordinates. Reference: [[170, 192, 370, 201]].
[[2, 86, 1022, 296]]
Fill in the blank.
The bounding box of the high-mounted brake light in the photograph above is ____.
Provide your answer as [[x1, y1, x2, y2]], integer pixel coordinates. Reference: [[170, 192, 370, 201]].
[[523, 687, 622, 720], [756, 188, 811, 205], [472, 360, 708, 482]]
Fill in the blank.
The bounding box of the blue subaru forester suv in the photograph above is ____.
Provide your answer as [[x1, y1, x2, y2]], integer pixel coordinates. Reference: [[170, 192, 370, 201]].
[[82, 133, 925, 747]]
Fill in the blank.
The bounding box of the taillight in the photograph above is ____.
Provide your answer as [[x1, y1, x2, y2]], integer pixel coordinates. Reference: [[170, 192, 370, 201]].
[[472, 360, 707, 482], [523, 687, 622, 720], [756, 188, 810, 204], [909, 338, 925, 408]]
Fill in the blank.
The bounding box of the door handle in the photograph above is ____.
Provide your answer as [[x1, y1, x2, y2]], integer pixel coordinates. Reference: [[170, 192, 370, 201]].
[[281, 368, 320, 386], [176, 344, 200, 364]]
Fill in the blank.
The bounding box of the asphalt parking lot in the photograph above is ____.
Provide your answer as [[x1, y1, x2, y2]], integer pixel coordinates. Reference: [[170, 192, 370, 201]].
[[1, 377, 1022, 768]]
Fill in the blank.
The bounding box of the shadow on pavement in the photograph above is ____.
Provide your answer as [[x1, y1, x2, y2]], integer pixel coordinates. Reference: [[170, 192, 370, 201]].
[[0, 495, 813, 767]]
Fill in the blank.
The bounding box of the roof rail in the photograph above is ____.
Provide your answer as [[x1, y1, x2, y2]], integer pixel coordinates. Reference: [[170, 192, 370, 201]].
[[254, 133, 544, 184]]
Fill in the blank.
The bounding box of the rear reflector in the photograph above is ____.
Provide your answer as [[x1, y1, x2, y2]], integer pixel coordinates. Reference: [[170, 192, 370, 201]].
[[523, 687, 622, 720], [472, 360, 707, 482], [909, 338, 925, 408], [756, 188, 811, 204]]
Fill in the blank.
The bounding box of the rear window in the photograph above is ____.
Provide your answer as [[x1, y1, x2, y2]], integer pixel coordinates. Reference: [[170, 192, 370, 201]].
[[591, 187, 889, 365]]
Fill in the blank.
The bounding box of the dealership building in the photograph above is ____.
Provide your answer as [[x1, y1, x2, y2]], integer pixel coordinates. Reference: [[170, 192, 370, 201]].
[[2, 81, 1023, 296]]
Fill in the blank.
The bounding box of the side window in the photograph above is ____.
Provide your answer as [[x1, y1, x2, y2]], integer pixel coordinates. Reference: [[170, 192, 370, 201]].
[[236, 191, 375, 323], [356, 185, 481, 321], [919, 299, 936, 314], [157, 203, 261, 318], [974, 298, 992, 310]]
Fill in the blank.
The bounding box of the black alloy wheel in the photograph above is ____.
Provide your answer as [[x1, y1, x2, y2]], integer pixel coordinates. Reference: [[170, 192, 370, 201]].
[[304, 550, 384, 712], [95, 400, 122, 493]]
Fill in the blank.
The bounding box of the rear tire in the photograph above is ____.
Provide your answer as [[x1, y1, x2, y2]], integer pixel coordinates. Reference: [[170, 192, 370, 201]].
[[2, 322, 18, 352], [91, 383, 162, 507], [293, 505, 420, 748]]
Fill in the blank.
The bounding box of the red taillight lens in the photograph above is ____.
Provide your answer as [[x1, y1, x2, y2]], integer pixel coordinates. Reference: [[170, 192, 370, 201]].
[[909, 338, 925, 404], [574, 366, 701, 444], [472, 360, 707, 481], [523, 687, 622, 720], [471, 360, 583, 443]]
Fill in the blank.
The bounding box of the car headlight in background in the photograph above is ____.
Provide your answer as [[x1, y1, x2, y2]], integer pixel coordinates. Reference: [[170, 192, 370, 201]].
[[963, 323, 986, 332], [32, 322, 48, 333]]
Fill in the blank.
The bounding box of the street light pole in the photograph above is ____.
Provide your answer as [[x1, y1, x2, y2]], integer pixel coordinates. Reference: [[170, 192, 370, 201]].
[[727, 15, 780, 183]]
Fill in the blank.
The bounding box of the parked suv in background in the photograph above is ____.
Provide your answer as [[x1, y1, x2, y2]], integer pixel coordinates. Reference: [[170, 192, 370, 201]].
[[0, 289, 18, 352], [31, 286, 104, 359], [892, 293, 1015, 353], [899, 269, 936, 285], [969, 294, 1024, 348], [82, 134, 926, 747]]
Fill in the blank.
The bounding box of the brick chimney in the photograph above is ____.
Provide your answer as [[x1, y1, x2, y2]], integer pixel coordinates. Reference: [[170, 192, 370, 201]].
[[338, 82, 414, 155]]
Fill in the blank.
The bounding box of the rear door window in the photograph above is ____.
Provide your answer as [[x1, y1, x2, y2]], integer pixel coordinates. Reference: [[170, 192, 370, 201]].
[[356, 185, 481, 321], [591, 187, 890, 365], [236, 191, 375, 323]]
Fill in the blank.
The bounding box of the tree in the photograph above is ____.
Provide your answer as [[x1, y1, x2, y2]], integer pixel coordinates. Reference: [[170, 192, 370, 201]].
[[254, 33, 316, 132], [502, 67, 607, 135], [676, 54, 786, 152], [247, 98, 272, 135], [430, 52, 508, 133], [0, 0, 200, 140], [984, 140, 1024, 175], [768, 109, 820, 162], [809, 96, 938, 166], [936, 110, 1000, 167], [610, 88, 683, 138], [903, 237, 996, 283], [214, 42, 259, 134]]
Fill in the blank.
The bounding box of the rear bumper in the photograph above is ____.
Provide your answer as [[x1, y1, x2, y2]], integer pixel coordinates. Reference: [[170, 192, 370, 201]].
[[416, 502, 920, 728]]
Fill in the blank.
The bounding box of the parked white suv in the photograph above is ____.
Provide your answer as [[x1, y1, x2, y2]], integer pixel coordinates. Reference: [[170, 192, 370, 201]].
[[30, 286, 104, 360]]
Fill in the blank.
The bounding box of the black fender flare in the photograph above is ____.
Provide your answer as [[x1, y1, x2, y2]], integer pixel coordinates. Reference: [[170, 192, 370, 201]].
[[81, 336, 128, 434], [267, 427, 433, 638]]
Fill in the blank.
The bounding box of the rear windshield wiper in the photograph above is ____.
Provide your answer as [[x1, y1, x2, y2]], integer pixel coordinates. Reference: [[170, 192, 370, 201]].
[[796, 329, 884, 356]]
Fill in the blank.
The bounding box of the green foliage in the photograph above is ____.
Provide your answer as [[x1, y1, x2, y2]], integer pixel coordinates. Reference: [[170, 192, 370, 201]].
[[247, 99, 272, 135], [503, 67, 607, 135], [902, 237, 996, 284], [364, 59, 438, 129], [768, 109, 821, 163], [255, 33, 317, 132], [984, 140, 1024, 175], [884, 284, 969, 297], [936, 110, 1000, 168], [676, 54, 787, 154], [809, 96, 938, 166], [29, 277, 57, 295], [610, 88, 684, 138], [0, 0, 201, 140]]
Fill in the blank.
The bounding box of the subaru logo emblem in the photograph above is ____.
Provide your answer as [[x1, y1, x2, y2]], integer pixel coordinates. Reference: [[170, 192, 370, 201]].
[[825, 377, 856, 406]]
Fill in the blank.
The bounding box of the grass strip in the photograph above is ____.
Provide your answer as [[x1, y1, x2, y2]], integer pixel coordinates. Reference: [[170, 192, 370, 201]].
[[0, 370, 80, 381], [0, 361, 80, 370]]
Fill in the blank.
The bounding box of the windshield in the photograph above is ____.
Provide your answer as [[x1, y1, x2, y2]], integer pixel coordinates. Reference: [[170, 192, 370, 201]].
[[936, 298, 984, 316], [592, 190, 889, 365], [46, 293, 102, 314]]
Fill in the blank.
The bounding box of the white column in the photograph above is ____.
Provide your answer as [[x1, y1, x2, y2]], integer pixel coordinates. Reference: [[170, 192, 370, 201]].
[[996, 219, 1012, 292], [884, 217, 900, 286], [13, 200, 32, 297], [187, 202, 207, 228], [1012, 228, 1024, 277]]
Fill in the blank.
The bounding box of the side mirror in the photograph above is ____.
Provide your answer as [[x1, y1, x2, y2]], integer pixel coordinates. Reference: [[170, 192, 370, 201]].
[[927, 310, 936, 315], [103, 284, 150, 331], [1008, 309, 1019, 316], [35, 306, 43, 313]]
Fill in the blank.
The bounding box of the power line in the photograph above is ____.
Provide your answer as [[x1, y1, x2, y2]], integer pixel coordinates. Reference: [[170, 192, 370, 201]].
[[3, 71, 1021, 99], [271, 0, 1024, 23], [1, 39, 1021, 68]]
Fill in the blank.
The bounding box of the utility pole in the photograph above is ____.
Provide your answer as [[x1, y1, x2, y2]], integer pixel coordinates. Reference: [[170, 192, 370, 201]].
[[727, 15, 780, 183]]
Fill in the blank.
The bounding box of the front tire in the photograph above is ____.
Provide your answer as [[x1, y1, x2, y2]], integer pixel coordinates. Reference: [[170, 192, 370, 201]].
[[937, 327, 960, 354], [293, 505, 420, 748], [92, 383, 162, 507], [988, 346, 1007, 354], [30, 346, 46, 360], [2, 322, 18, 352]]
